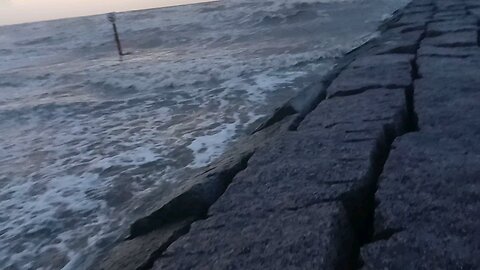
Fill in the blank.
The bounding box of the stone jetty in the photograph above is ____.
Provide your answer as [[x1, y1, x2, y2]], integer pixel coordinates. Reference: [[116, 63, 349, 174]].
[[95, 0, 480, 268]]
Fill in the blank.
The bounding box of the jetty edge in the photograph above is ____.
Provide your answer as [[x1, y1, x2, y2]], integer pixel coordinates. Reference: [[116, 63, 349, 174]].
[[93, 0, 480, 268]]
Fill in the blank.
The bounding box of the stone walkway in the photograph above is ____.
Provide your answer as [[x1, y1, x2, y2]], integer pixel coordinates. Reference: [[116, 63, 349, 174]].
[[97, 0, 480, 269]]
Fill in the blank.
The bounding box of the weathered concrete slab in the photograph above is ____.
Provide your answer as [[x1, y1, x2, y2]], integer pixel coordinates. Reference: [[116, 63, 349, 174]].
[[417, 54, 480, 79], [434, 10, 468, 19], [372, 30, 424, 55], [396, 12, 433, 25], [208, 138, 379, 216], [402, 5, 435, 14], [208, 165, 357, 216], [415, 78, 480, 135], [361, 133, 480, 269], [422, 31, 478, 47], [360, 1, 480, 268], [427, 22, 477, 35], [155, 203, 353, 270], [427, 17, 478, 28], [96, 220, 192, 270], [418, 45, 479, 57], [300, 88, 409, 136], [435, 1, 466, 10], [414, 55, 480, 134], [362, 230, 480, 270], [327, 55, 413, 97], [468, 8, 480, 17]]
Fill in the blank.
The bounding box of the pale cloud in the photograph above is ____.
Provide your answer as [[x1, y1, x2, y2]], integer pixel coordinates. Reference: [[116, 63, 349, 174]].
[[0, 0, 212, 26]]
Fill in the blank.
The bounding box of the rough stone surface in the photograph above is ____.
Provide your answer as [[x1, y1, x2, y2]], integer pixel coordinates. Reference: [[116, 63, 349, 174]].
[[327, 55, 413, 97], [422, 31, 478, 47], [415, 76, 480, 135], [208, 138, 376, 216], [156, 203, 353, 270], [361, 133, 480, 269], [372, 30, 425, 55], [360, 2, 480, 269], [95, 220, 192, 270], [300, 88, 409, 136], [418, 45, 479, 57], [427, 22, 477, 34], [396, 12, 433, 25]]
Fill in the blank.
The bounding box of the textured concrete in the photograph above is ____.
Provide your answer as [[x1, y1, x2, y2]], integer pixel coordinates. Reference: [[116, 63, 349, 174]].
[[97, 220, 192, 270], [327, 55, 413, 97], [361, 133, 480, 269], [360, 0, 480, 269], [157, 203, 352, 270]]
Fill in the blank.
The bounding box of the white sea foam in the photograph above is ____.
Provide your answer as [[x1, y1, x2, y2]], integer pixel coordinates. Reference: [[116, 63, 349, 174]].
[[187, 120, 238, 168]]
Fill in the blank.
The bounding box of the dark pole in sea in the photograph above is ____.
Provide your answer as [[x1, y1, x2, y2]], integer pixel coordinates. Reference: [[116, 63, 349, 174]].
[[107, 12, 124, 57]]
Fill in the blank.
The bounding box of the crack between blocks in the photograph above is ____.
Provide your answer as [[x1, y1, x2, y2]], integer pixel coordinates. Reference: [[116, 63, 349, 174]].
[[284, 198, 339, 212], [287, 9, 407, 132], [328, 86, 381, 98], [477, 19, 480, 47], [328, 84, 406, 99], [118, 152, 254, 270], [421, 53, 470, 58], [342, 138, 376, 143], [401, 25, 426, 33], [341, 120, 400, 270], [325, 121, 354, 129], [136, 223, 192, 270], [370, 227, 404, 242], [128, 153, 253, 239], [343, 17, 426, 270], [287, 63, 352, 131], [434, 42, 478, 48], [425, 27, 479, 37]]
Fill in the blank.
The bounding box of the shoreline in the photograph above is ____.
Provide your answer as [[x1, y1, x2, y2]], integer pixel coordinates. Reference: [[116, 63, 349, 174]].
[[91, 4, 411, 269]]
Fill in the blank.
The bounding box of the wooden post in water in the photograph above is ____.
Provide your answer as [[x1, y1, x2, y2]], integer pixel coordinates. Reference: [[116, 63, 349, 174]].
[[107, 12, 124, 57]]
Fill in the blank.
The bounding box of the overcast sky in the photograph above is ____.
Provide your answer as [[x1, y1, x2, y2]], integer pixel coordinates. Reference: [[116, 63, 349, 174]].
[[0, 0, 212, 26]]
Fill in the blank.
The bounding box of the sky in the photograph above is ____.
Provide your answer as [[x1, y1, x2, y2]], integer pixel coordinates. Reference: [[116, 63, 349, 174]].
[[0, 0, 212, 26]]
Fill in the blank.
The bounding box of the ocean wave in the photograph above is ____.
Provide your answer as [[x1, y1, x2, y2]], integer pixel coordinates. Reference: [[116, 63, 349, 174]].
[[258, 9, 319, 26]]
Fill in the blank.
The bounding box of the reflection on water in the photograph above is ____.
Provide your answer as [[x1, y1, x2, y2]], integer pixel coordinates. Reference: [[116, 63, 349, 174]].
[[0, 0, 212, 26]]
